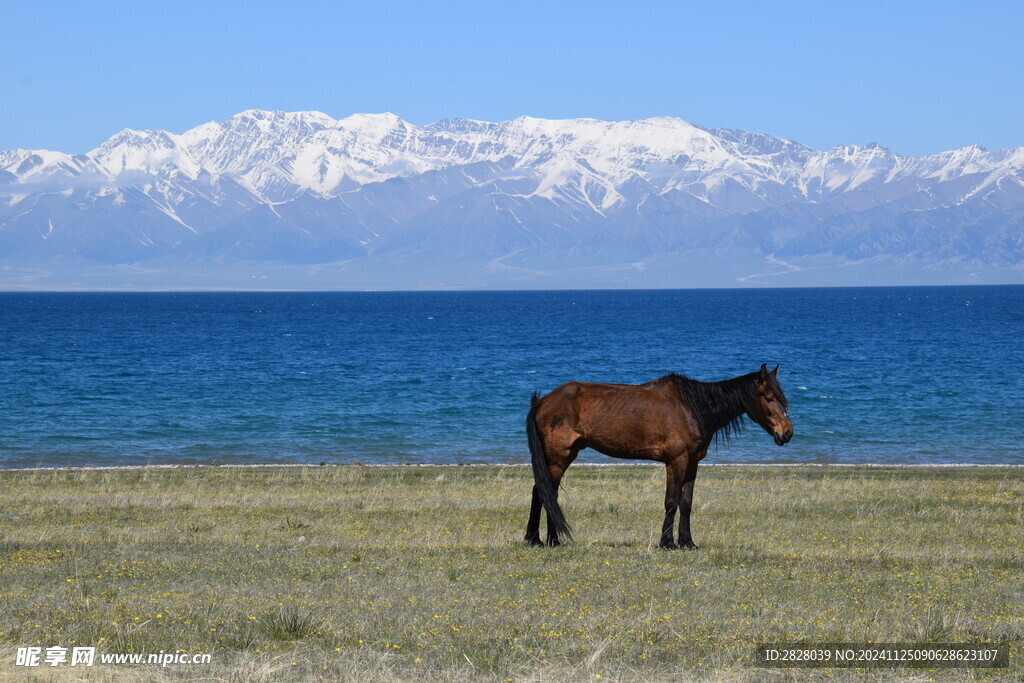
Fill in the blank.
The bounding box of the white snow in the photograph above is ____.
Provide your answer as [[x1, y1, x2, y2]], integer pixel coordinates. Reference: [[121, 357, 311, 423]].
[[1, 108, 1021, 231]]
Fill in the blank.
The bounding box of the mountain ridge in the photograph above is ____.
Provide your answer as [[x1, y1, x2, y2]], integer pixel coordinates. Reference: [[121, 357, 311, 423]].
[[1, 110, 1022, 289]]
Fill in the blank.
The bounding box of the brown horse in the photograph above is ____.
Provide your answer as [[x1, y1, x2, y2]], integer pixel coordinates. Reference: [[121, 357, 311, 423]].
[[525, 364, 793, 549]]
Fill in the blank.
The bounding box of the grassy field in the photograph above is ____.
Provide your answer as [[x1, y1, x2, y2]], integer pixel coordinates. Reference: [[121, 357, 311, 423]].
[[0, 464, 1020, 681]]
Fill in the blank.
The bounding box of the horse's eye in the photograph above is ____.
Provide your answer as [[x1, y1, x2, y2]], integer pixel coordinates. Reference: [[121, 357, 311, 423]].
[[764, 395, 775, 403]]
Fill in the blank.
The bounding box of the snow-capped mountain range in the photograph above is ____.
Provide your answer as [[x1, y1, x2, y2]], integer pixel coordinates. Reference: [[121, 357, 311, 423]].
[[1, 109, 1022, 288]]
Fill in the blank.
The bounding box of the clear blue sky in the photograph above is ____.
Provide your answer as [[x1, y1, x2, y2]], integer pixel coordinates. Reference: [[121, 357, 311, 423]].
[[2, 0, 1021, 156]]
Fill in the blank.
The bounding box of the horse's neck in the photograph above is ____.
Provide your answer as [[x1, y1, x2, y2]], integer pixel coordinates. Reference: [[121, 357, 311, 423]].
[[694, 375, 755, 439]]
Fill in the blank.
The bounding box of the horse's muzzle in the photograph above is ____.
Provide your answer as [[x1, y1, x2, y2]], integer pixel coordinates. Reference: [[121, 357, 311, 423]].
[[774, 429, 793, 446]]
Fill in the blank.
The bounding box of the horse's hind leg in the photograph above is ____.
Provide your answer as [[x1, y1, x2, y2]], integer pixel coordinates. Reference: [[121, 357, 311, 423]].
[[524, 486, 544, 546], [545, 447, 577, 547], [545, 467, 565, 547]]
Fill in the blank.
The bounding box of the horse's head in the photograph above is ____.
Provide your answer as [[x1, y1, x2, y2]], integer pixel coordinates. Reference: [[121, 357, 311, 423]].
[[750, 364, 793, 445]]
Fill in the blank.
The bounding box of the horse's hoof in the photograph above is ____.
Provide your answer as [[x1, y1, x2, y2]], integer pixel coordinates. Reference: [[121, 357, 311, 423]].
[[526, 538, 544, 547], [547, 538, 561, 548], [681, 542, 700, 551]]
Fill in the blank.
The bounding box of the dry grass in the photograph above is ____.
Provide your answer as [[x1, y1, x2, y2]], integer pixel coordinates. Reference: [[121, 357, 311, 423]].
[[0, 464, 1020, 681]]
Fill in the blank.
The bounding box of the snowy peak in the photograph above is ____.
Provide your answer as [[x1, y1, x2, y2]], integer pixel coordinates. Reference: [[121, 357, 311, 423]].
[[4, 110, 1020, 207], [1, 109, 1022, 288], [0, 149, 98, 184], [220, 109, 339, 132], [336, 112, 405, 135], [90, 128, 199, 179]]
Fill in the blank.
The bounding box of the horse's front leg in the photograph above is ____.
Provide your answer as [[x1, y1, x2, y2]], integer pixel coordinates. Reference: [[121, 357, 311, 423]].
[[659, 459, 685, 549], [677, 458, 700, 550]]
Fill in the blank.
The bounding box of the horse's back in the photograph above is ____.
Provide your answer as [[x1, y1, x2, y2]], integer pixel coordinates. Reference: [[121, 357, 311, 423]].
[[535, 377, 697, 460], [538, 379, 662, 416], [541, 376, 674, 405]]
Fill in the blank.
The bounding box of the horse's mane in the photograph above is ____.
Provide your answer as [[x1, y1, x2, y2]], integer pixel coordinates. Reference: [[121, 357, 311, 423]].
[[666, 371, 786, 444]]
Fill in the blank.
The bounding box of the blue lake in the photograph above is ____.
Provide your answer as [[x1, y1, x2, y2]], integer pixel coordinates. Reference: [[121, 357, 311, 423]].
[[1, 287, 1022, 468]]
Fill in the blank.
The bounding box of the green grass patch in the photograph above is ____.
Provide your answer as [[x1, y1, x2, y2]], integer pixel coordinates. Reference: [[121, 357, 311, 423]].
[[0, 464, 1020, 680]]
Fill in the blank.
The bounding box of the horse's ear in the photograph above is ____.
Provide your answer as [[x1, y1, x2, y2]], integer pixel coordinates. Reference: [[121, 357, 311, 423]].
[[771, 364, 779, 377], [759, 363, 768, 377]]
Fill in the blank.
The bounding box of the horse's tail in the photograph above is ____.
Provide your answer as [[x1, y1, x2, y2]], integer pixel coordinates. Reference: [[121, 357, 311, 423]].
[[527, 392, 571, 541]]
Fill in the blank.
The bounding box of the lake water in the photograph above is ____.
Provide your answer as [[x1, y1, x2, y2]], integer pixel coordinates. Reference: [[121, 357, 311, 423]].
[[1, 287, 1021, 468]]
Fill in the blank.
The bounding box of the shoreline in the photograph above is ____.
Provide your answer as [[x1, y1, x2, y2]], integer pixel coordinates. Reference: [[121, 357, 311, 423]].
[[1, 461, 1021, 473]]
